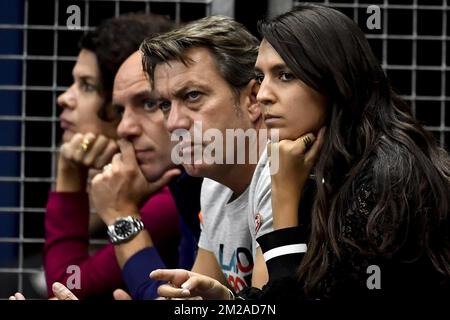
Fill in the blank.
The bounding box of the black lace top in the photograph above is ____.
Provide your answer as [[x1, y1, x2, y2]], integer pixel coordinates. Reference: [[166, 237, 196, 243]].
[[240, 164, 450, 302]]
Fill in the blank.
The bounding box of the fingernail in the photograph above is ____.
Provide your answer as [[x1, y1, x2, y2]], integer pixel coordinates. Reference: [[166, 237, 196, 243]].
[[149, 270, 158, 278], [9, 296, 16, 300], [181, 289, 190, 296], [52, 282, 63, 291]]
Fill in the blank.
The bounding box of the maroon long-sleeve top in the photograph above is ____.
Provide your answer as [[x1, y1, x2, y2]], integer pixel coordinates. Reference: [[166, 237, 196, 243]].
[[44, 186, 180, 299]]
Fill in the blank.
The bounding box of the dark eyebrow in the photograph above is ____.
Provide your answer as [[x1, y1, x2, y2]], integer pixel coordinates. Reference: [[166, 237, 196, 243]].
[[79, 75, 97, 81], [72, 72, 97, 81], [254, 63, 289, 74], [132, 90, 152, 101]]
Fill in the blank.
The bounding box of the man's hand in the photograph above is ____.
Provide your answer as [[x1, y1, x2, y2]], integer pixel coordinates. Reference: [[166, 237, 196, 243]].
[[150, 269, 231, 300], [91, 139, 180, 225]]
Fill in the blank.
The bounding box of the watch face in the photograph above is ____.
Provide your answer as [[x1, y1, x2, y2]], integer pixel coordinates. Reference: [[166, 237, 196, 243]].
[[114, 219, 133, 237]]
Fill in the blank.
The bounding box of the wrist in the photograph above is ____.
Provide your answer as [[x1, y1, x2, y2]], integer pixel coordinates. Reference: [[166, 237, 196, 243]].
[[56, 161, 88, 192], [101, 207, 140, 226], [107, 216, 145, 246], [272, 201, 299, 229]]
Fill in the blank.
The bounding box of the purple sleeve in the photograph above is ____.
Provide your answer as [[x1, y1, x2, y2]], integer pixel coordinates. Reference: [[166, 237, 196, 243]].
[[122, 219, 197, 300], [122, 247, 165, 300]]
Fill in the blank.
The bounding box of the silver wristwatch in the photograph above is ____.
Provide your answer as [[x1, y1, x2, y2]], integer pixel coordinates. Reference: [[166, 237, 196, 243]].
[[107, 216, 144, 245]]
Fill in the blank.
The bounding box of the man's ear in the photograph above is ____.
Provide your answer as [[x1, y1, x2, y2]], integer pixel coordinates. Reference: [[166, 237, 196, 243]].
[[241, 79, 261, 123]]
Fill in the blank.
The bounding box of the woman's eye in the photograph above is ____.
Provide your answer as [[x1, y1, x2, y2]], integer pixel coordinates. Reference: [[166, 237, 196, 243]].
[[186, 91, 202, 102], [81, 82, 97, 92], [254, 74, 264, 84], [280, 72, 295, 82]]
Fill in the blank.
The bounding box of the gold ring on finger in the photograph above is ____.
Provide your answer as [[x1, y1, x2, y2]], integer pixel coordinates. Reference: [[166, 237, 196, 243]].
[[302, 136, 312, 150], [79, 138, 92, 153]]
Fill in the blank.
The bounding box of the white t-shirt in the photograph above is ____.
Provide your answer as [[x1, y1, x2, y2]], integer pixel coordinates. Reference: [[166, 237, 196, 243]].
[[247, 149, 273, 258], [198, 178, 254, 293]]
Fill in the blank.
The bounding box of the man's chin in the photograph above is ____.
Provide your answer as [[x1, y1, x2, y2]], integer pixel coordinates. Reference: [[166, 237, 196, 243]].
[[182, 163, 207, 178], [140, 164, 166, 183]]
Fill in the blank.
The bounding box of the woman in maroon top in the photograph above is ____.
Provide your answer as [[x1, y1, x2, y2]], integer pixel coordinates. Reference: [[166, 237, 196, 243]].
[[43, 14, 179, 299]]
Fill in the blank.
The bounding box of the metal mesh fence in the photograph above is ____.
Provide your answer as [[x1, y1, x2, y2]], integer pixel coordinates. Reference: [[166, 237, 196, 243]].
[[0, 0, 448, 299], [294, 0, 450, 148], [0, 0, 216, 299]]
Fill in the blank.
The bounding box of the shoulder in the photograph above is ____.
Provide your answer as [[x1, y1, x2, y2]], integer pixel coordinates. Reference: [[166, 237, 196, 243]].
[[199, 179, 232, 224], [200, 178, 231, 202], [249, 149, 271, 204]]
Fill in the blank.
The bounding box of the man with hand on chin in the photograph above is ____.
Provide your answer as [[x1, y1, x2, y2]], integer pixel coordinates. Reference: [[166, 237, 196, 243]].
[[91, 51, 202, 300]]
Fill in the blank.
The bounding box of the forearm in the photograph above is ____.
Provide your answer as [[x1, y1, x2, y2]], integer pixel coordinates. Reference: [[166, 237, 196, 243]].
[[271, 186, 300, 229], [44, 192, 123, 298], [55, 156, 87, 192], [122, 247, 167, 300], [114, 230, 154, 268], [46, 245, 124, 299]]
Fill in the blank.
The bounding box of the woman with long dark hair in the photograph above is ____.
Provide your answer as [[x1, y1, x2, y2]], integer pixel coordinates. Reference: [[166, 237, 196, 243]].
[[149, 3, 450, 301]]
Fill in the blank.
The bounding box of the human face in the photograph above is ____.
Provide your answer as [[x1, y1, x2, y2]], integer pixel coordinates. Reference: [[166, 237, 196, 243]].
[[255, 39, 327, 141], [57, 49, 118, 142], [153, 47, 254, 179], [115, 52, 173, 182]]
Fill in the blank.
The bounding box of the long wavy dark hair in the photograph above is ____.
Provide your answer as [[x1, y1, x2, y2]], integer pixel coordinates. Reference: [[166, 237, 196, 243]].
[[259, 3, 450, 296]]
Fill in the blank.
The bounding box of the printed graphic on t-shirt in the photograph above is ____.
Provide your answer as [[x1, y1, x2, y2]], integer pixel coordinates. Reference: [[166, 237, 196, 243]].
[[254, 213, 262, 234], [219, 244, 253, 292]]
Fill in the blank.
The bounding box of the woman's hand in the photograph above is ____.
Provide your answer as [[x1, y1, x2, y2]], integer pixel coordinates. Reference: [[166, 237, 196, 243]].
[[9, 283, 132, 300], [9, 282, 79, 300], [56, 132, 118, 192], [150, 269, 232, 300], [268, 127, 326, 229]]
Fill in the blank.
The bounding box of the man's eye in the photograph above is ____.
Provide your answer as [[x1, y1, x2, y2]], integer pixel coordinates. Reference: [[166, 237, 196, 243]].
[[114, 105, 124, 116], [254, 74, 264, 84], [143, 99, 157, 111], [279, 72, 295, 82], [158, 100, 172, 113], [186, 91, 202, 102]]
